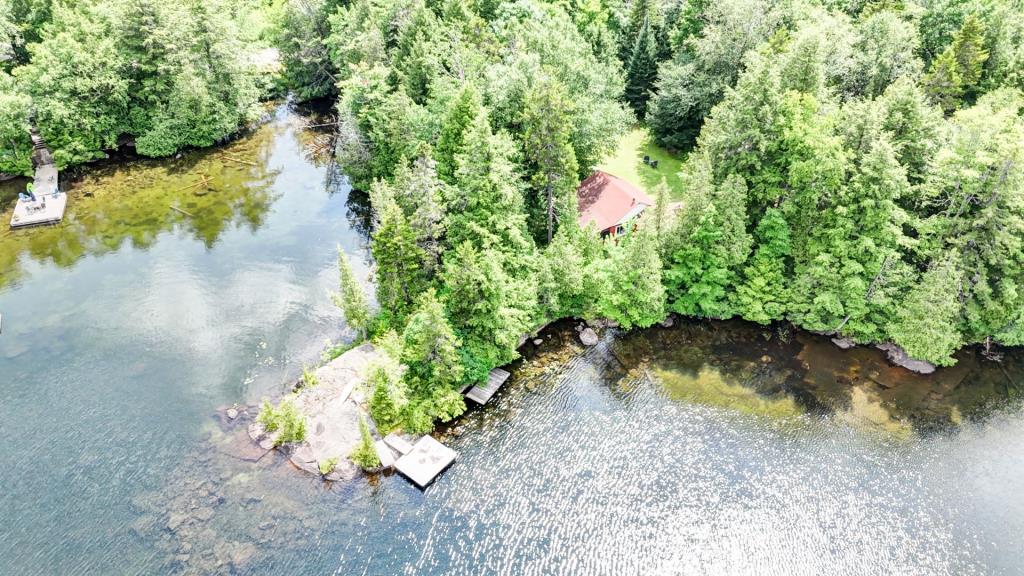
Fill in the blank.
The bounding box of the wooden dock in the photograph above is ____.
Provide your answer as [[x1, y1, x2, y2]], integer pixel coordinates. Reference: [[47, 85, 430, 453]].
[[462, 367, 511, 405], [393, 435, 457, 488], [10, 128, 65, 229], [10, 164, 66, 228]]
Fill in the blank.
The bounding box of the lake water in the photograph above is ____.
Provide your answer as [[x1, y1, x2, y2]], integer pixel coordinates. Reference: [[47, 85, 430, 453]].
[[1, 104, 1022, 575]]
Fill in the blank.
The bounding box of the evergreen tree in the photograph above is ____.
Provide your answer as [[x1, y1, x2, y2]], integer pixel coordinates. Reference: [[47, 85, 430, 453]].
[[349, 413, 381, 470], [331, 246, 371, 339], [924, 45, 964, 113], [733, 208, 791, 324], [393, 3, 445, 105], [435, 84, 481, 184], [401, 289, 464, 391], [790, 134, 907, 340], [371, 184, 429, 327], [597, 226, 666, 329], [367, 365, 407, 433], [665, 173, 751, 318], [618, 0, 656, 63], [648, 0, 783, 150], [447, 108, 532, 255], [875, 78, 943, 185], [398, 154, 448, 273], [522, 78, 580, 243], [537, 222, 603, 321], [887, 256, 963, 366], [924, 15, 989, 113], [441, 242, 534, 380], [929, 90, 1024, 347], [275, 0, 339, 100], [648, 178, 672, 247], [624, 17, 659, 120], [950, 14, 988, 96]]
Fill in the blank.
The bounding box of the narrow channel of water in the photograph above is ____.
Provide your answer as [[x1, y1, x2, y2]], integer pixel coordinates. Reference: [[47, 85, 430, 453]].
[[1, 104, 1022, 575]]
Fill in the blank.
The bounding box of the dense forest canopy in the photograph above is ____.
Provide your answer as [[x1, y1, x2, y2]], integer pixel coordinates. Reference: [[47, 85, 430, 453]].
[[0, 0, 278, 173], [3, 0, 1024, 432], [312, 0, 1024, 432]]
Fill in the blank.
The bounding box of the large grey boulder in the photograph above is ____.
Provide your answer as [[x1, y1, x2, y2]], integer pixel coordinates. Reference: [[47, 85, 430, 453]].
[[875, 342, 937, 374], [579, 327, 599, 346], [831, 337, 856, 350]]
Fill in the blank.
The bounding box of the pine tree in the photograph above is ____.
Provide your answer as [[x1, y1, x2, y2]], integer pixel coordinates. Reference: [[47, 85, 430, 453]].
[[624, 17, 659, 120], [401, 289, 464, 391], [331, 246, 371, 339], [887, 256, 963, 366], [368, 365, 407, 433], [733, 208, 791, 324], [522, 78, 580, 243], [349, 413, 381, 471], [665, 174, 751, 318], [435, 84, 481, 184], [371, 186, 429, 327], [597, 227, 666, 329], [950, 15, 988, 95], [924, 48, 964, 114], [924, 15, 990, 114]]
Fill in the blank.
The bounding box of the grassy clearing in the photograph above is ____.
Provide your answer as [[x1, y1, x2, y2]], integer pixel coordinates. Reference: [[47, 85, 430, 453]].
[[597, 127, 686, 200]]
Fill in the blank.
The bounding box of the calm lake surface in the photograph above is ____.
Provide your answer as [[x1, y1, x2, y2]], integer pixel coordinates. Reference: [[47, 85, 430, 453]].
[[1, 104, 1022, 575]]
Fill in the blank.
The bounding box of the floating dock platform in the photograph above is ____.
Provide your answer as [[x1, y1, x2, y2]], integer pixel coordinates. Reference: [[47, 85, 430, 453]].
[[10, 164, 65, 229], [393, 436, 457, 488], [463, 367, 511, 405]]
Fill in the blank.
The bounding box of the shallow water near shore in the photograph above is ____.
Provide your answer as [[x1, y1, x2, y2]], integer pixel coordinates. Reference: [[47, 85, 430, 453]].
[[2, 104, 1023, 575]]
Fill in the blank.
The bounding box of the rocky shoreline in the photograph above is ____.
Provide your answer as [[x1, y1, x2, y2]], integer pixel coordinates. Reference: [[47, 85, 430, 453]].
[[581, 315, 941, 375], [247, 343, 383, 481]]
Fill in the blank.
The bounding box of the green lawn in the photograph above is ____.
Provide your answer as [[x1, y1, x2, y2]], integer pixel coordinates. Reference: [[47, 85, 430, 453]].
[[597, 127, 686, 200]]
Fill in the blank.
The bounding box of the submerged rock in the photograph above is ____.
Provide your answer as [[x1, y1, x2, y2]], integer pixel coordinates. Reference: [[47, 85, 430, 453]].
[[580, 328, 599, 346], [876, 343, 937, 374], [831, 337, 856, 350], [166, 512, 189, 532]]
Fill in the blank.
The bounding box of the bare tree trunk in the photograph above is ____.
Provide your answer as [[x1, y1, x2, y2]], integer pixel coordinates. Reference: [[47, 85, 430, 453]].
[[547, 184, 554, 243]]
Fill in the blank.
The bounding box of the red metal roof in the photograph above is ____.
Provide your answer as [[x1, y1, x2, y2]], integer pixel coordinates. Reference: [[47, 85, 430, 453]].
[[577, 170, 653, 232]]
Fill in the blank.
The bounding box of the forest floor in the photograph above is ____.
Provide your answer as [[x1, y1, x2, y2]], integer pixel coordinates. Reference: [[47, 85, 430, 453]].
[[598, 126, 686, 200]]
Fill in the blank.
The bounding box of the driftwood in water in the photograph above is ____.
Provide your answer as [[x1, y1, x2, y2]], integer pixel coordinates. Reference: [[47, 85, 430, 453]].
[[175, 175, 211, 193], [170, 205, 195, 218], [221, 154, 256, 167]]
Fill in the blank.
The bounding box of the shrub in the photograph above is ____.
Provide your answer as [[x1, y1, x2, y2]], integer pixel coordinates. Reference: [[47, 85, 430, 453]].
[[257, 398, 307, 446], [349, 414, 380, 470], [257, 400, 279, 431], [368, 366, 406, 434], [318, 457, 339, 476], [301, 366, 319, 387]]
